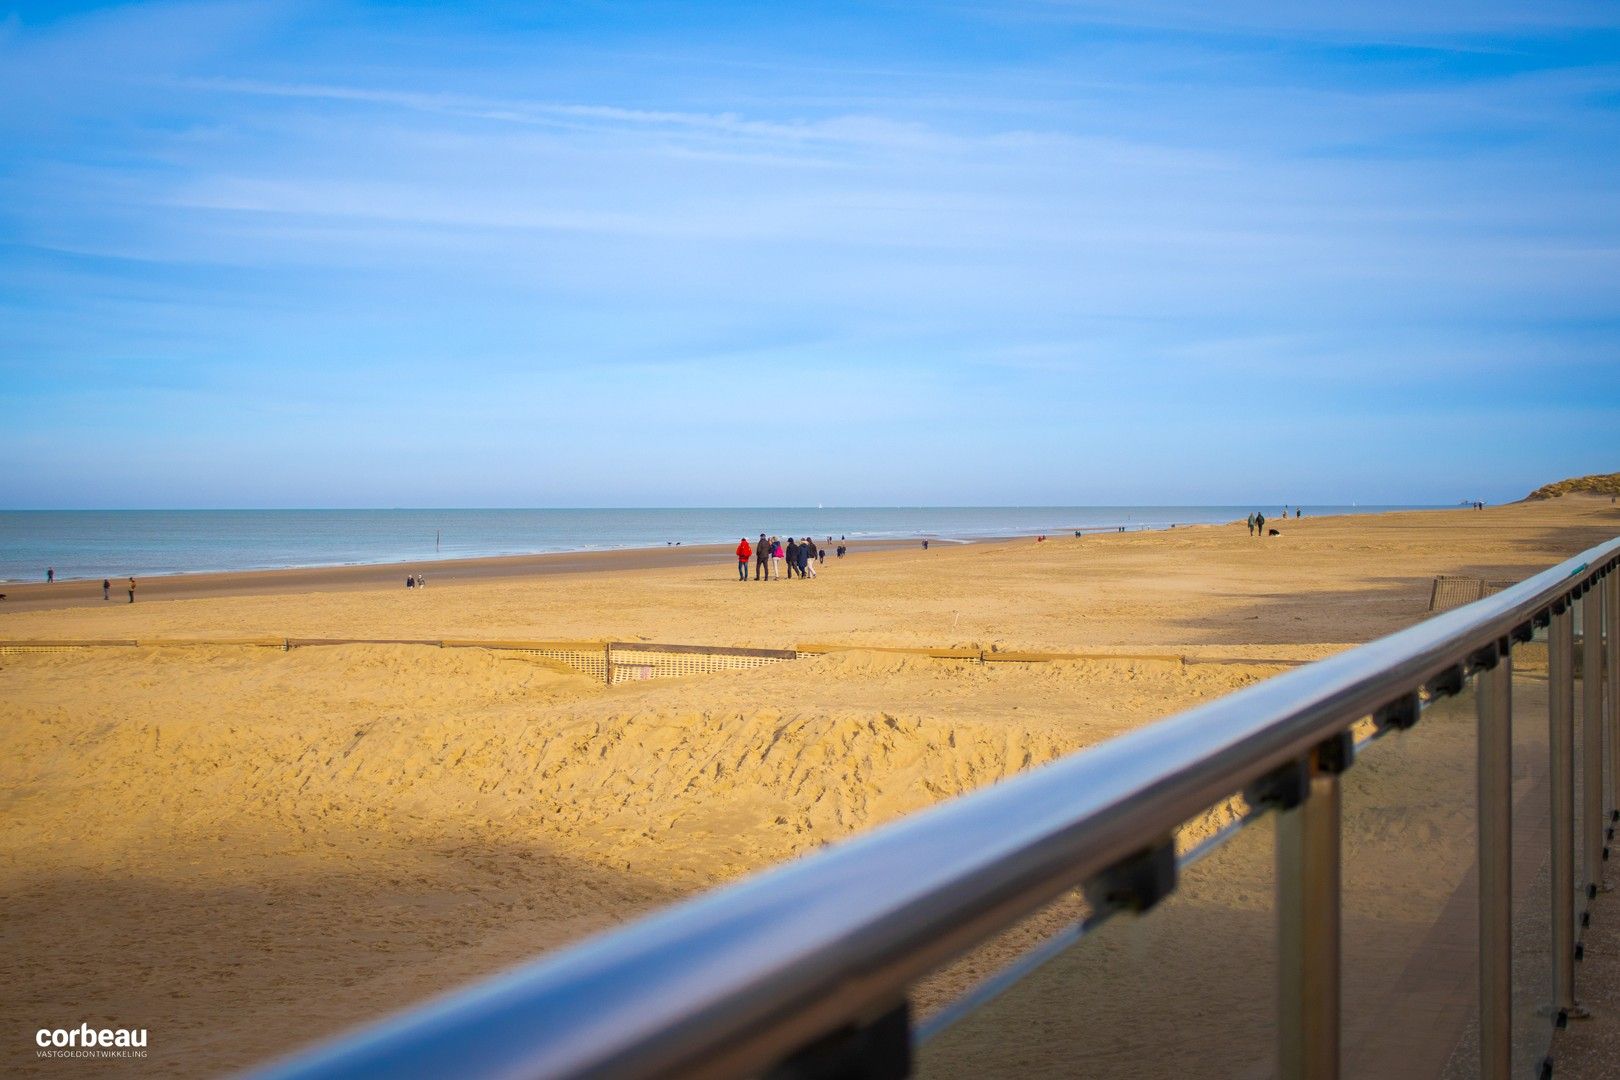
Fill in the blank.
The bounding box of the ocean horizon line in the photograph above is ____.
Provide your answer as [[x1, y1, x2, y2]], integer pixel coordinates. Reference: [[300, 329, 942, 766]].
[[1, 503, 1442, 513]]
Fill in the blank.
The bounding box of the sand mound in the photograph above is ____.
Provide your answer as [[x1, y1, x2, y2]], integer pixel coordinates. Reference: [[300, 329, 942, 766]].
[[1524, 471, 1620, 501], [0, 644, 1278, 1075]]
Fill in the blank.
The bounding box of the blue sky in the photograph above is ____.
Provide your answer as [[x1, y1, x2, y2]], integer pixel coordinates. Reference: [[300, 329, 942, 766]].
[[1, 1, 1617, 507]]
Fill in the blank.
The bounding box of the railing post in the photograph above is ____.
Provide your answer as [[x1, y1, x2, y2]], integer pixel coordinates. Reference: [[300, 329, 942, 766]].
[[1585, 584, 1608, 894], [1609, 571, 1619, 823], [1550, 602, 1583, 1017], [1278, 738, 1344, 1080], [1479, 645, 1513, 1080]]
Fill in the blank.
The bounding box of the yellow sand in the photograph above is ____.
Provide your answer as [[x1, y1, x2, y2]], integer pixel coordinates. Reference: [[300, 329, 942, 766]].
[[1, 497, 1615, 1076]]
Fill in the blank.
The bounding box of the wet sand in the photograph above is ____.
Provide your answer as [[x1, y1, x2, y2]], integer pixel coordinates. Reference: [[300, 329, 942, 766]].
[[0, 538, 926, 615]]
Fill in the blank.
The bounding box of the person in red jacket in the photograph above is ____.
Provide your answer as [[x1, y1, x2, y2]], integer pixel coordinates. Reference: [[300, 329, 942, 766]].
[[735, 538, 752, 581]]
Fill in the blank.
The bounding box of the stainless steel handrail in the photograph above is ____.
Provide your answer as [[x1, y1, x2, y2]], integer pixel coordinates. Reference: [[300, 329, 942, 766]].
[[248, 537, 1620, 1080]]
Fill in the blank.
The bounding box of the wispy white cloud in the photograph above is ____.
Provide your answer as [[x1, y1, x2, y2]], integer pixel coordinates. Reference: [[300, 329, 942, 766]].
[[1, 1, 1616, 505]]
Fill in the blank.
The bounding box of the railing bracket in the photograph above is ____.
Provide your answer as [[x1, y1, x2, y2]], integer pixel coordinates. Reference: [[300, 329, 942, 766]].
[[1083, 839, 1177, 915], [1374, 691, 1421, 732], [1316, 730, 1355, 775], [1466, 642, 1500, 673], [1245, 759, 1308, 811], [1425, 663, 1466, 700], [765, 1001, 911, 1080]]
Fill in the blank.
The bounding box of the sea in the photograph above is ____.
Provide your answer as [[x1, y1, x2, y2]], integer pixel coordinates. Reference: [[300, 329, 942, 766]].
[[0, 506, 1436, 583]]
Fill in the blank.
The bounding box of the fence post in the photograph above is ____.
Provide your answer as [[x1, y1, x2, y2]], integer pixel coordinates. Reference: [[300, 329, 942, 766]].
[[1550, 601, 1583, 1017], [1609, 571, 1619, 825], [1478, 645, 1513, 1080], [1585, 585, 1608, 894], [1278, 739, 1344, 1080]]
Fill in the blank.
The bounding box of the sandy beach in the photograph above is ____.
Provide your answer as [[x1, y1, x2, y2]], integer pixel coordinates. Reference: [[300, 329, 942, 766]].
[[2, 497, 1617, 1077]]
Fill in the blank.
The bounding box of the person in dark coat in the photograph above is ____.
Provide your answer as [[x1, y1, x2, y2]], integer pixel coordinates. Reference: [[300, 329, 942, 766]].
[[754, 533, 769, 580], [785, 537, 800, 578]]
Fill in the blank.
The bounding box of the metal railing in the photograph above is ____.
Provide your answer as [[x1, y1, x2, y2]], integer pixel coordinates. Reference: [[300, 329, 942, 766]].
[[246, 537, 1620, 1080]]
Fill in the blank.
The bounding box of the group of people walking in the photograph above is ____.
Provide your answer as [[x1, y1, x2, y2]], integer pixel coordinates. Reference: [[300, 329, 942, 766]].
[[1246, 508, 1302, 536], [98, 577, 136, 602], [736, 534, 832, 580]]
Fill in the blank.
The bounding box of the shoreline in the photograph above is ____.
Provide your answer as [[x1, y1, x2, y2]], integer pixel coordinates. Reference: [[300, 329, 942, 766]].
[[0, 505, 1443, 587], [0, 520, 1246, 611], [0, 535, 949, 613]]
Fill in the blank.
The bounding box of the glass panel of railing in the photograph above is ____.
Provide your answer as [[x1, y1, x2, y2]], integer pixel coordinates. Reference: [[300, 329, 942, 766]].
[[914, 799, 1275, 1080], [1572, 623, 1589, 943], [1340, 681, 1478, 1079], [1510, 646, 1555, 1078]]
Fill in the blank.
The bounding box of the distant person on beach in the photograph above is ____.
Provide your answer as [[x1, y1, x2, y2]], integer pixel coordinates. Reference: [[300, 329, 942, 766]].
[[127, 577, 136, 603], [417, 572, 425, 588], [406, 575, 415, 588], [802, 540, 817, 578], [1255, 512, 1266, 537], [754, 533, 768, 581], [102, 579, 110, 600], [817, 543, 825, 565], [735, 537, 752, 581], [1247, 514, 1255, 536], [785, 537, 800, 579], [922, 539, 929, 550], [771, 537, 783, 579], [1296, 509, 1301, 518], [46, 567, 54, 583]]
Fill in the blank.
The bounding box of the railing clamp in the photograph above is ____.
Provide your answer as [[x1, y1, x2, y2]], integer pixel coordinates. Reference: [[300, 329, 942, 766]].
[[766, 1001, 911, 1080], [1315, 730, 1355, 775], [1466, 641, 1500, 674], [1246, 759, 1309, 811], [1425, 663, 1467, 700], [1511, 622, 1535, 645], [1083, 839, 1177, 916], [1374, 691, 1421, 733]]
